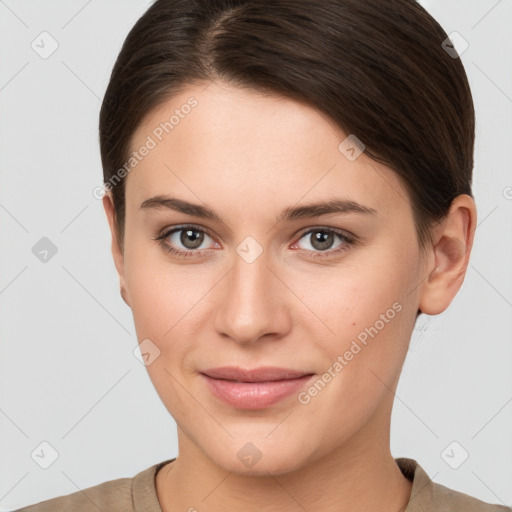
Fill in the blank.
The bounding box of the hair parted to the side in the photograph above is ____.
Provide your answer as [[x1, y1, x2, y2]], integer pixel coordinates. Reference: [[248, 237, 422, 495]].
[[99, 0, 475, 255]]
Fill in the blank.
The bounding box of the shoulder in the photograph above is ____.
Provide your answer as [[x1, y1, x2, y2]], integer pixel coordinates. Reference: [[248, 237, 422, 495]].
[[12, 460, 169, 512], [431, 480, 511, 512], [397, 458, 511, 512], [13, 476, 132, 512]]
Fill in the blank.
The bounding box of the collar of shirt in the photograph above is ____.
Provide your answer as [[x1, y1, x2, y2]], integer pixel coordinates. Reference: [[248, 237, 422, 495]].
[[131, 457, 511, 512]]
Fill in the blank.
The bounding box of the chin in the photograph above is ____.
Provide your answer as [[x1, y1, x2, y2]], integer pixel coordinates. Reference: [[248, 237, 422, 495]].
[[203, 435, 314, 477]]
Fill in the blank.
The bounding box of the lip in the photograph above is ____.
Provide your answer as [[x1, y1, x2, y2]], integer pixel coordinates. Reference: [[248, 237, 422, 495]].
[[200, 366, 315, 409]]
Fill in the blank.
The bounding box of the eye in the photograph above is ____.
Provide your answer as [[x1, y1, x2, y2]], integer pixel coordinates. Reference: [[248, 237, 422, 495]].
[[154, 225, 217, 257], [293, 227, 355, 258], [154, 225, 356, 260]]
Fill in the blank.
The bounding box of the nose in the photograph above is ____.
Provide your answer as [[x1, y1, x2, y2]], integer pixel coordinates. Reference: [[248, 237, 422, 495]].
[[213, 249, 292, 345]]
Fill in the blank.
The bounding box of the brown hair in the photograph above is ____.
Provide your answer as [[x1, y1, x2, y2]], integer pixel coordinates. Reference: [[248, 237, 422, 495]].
[[99, 0, 475, 254]]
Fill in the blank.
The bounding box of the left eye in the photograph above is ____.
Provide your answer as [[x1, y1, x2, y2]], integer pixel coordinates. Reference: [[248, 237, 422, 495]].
[[294, 228, 348, 252]]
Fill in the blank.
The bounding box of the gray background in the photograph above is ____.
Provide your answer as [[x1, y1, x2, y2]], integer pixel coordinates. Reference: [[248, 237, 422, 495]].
[[1, 0, 511, 510]]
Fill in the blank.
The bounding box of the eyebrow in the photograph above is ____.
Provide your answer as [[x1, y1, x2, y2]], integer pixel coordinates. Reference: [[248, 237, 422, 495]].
[[140, 195, 377, 225]]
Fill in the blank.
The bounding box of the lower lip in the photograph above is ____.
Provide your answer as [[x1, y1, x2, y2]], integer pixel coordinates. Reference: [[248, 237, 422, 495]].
[[201, 374, 314, 409]]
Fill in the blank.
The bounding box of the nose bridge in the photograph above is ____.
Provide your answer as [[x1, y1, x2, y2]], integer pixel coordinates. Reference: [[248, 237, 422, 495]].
[[213, 243, 287, 344]]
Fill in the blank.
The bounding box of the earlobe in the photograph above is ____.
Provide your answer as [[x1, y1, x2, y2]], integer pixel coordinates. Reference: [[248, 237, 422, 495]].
[[418, 194, 477, 316], [120, 286, 131, 307], [102, 192, 131, 308]]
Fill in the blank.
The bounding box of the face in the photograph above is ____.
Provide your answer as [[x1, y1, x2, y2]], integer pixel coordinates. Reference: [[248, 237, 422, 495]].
[[106, 80, 428, 475]]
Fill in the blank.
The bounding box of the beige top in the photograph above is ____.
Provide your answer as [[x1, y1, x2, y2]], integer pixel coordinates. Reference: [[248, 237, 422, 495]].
[[15, 457, 511, 511]]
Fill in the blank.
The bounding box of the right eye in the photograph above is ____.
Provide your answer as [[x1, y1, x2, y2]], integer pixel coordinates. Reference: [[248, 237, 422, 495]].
[[155, 225, 218, 258]]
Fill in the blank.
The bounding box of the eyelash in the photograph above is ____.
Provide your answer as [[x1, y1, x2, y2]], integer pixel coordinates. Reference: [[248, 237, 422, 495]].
[[153, 224, 357, 260]]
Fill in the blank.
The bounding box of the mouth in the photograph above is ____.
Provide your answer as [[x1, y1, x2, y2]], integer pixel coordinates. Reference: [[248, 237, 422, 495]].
[[200, 366, 315, 410]]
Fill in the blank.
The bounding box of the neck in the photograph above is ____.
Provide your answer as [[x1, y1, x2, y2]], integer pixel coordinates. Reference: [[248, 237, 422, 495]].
[[156, 405, 413, 512]]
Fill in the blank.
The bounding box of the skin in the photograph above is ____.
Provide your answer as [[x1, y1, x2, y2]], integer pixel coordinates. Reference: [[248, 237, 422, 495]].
[[103, 79, 477, 512]]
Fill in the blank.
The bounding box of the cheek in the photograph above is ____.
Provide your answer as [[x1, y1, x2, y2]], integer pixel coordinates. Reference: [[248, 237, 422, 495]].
[[298, 277, 413, 440], [307, 260, 406, 334], [124, 246, 218, 379], [125, 241, 195, 335], [304, 246, 418, 379], [124, 250, 204, 415]]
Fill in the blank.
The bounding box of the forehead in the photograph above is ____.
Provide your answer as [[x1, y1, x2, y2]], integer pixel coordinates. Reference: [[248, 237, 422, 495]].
[[125, 80, 411, 221]]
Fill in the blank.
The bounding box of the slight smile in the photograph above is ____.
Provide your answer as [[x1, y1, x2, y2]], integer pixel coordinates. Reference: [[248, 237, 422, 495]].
[[200, 366, 316, 410]]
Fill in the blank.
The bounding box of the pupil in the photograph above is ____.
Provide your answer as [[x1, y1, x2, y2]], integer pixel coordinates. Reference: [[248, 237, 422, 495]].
[[312, 231, 333, 250], [181, 229, 203, 249]]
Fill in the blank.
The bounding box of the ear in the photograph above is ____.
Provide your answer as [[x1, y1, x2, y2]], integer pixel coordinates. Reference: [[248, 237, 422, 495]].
[[102, 192, 131, 308], [418, 194, 477, 315]]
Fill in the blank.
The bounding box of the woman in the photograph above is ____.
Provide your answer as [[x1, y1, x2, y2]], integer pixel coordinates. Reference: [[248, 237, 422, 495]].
[[16, 0, 510, 510]]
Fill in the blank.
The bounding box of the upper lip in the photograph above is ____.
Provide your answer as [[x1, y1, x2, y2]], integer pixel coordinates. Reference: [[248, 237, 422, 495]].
[[201, 366, 313, 382]]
